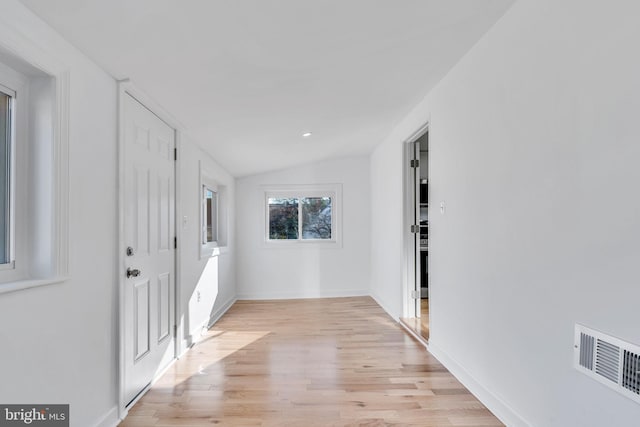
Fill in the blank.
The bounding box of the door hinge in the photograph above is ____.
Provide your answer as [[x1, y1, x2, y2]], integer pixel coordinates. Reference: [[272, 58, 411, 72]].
[[174, 236, 177, 249], [410, 224, 420, 234], [174, 148, 177, 161], [173, 324, 177, 338], [410, 159, 420, 168], [411, 289, 419, 299]]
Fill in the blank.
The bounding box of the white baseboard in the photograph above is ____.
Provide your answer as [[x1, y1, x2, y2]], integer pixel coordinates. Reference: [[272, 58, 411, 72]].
[[427, 339, 530, 427], [93, 406, 119, 427], [208, 295, 237, 328], [236, 289, 368, 300], [181, 295, 237, 353]]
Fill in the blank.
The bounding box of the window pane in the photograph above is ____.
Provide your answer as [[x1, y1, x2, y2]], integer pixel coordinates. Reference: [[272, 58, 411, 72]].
[[203, 187, 217, 243], [268, 197, 298, 239], [301, 197, 331, 239], [0, 92, 10, 264]]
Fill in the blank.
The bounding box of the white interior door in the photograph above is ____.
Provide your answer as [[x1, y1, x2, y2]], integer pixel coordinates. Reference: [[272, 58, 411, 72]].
[[123, 93, 176, 406]]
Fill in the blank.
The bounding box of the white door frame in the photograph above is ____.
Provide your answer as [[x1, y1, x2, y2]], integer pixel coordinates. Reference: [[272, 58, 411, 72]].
[[116, 80, 185, 418], [402, 122, 428, 319]]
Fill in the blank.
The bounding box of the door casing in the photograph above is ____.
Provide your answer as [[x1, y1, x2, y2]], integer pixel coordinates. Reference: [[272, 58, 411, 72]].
[[402, 123, 428, 319]]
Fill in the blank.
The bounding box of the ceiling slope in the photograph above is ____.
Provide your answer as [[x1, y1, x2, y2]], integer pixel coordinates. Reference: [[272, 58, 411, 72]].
[[19, 0, 513, 176]]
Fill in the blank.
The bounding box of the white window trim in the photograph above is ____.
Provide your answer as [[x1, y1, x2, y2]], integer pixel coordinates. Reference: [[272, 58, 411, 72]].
[[0, 35, 70, 294], [199, 161, 228, 259], [202, 184, 219, 245], [0, 83, 15, 271], [264, 184, 342, 247], [0, 67, 23, 278]]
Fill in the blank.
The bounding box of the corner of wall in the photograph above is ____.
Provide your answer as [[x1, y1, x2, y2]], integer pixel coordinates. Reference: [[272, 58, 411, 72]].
[[207, 295, 237, 328], [427, 339, 530, 427], [370, 291, 400, 321], [92, 406, 120, 427]]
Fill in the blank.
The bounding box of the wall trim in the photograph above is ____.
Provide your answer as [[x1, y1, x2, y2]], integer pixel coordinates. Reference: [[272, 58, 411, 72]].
[[427, 339, 530, 427], [0, 30, 70, 287], [402, 121, 429, 319], [92, 406, 119, 427], [237, 289, 369, 301], [207, 296, 237, 328], [117, 79, 185, 132], [180, 295, 237, 356]]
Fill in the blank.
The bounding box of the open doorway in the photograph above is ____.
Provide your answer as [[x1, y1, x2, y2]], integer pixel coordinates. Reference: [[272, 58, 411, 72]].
[[400, 125, 429, 343]]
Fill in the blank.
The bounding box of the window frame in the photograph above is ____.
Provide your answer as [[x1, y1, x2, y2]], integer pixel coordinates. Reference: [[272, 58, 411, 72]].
[[0, 45, 70, 294], [201, 184, 219, 247], [264, 184, 342, 246], [198, 161, 228, 259], [0, 83, 15, 270]]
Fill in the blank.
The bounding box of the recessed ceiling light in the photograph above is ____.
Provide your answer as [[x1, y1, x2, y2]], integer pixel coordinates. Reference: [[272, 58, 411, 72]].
[[302, 132, 312, 137]]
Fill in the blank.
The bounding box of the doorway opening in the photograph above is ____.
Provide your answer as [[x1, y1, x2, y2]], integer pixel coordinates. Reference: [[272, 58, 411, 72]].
[[400, 125, 429, 343]]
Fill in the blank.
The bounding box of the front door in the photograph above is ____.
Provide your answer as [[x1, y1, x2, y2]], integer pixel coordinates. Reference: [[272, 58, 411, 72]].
[[123, 93, 176, 406]]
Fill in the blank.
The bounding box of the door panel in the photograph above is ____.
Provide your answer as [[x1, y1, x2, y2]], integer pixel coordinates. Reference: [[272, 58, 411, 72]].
[[158, 272, 170, 342], [134, 167, 150, 255], [158, 176, 171, 252], [124, 93, 176, 406], [134, 280, 150, 360]]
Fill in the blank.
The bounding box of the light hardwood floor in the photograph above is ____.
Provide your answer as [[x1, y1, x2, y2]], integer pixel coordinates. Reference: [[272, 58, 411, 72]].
[[119, 297, 502, 426]]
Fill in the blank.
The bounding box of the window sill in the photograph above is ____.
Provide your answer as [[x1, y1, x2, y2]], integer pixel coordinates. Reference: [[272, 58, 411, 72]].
[[264, 240, 342, 249], [0, 276, 69, 296], [200, 246, 228, 259]]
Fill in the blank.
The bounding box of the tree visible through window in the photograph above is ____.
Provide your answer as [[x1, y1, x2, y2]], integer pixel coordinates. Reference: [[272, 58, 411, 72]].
[[301, 197, 331, 239], [268, 196, 332, 241], [268, 198, 299, 239]]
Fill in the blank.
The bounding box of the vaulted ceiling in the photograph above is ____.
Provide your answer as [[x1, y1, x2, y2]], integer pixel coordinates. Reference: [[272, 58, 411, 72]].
[[19, 0, 513, 176]]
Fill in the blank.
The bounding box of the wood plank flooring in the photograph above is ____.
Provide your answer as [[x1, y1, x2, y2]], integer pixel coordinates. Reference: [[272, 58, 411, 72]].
[[119, 297, 502, 426]]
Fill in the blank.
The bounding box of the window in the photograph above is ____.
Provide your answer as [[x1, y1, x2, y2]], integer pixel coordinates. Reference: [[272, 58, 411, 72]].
[[0, 85, 13, 266], [199, 161, 228, 258], [0, 48, 69, 292], [265, 185, 341, 244], [202, 185, 218, 244]]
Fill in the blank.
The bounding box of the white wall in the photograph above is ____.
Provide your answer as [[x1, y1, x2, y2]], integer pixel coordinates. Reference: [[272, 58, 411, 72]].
[[370, 138, 405, 317], [178, 137, 236, 349], [236, 156, 370, 299], [0, 1, 119, 426], [0, 3, 239, 426], [371, 0, 640, 425]]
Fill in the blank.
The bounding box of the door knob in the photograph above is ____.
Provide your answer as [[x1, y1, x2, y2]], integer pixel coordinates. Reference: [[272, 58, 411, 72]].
[[126, 268, 141, 278]]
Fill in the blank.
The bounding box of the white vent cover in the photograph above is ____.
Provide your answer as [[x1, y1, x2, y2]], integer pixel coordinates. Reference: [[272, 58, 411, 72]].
[[574, 324, 640, 404]]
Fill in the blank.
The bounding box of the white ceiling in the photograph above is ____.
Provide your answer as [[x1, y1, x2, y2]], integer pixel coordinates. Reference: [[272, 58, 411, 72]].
[[19, 0, 513, 177]]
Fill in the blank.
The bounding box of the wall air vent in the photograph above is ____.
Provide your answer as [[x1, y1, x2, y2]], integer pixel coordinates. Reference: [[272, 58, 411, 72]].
[[574, 324, 640, 404]]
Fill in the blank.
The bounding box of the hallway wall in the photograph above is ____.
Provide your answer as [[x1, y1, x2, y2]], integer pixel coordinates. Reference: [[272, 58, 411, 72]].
[[178, 137, 236, 349], [236, 156, 371, 299], [371, 1, 640, 425], [0, 1, 119, 426], [0, 2, 239, 426]]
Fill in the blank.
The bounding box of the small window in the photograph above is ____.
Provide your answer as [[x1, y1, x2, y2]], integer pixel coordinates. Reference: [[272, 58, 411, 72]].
[[199, 162, 228, 258], [0, 38, 70, 292], [0, 85, 14, 267], [202, 186, 218, 244], [265, 185, 340, 244]]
